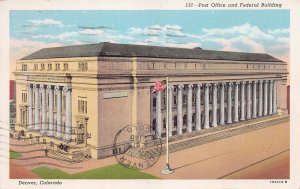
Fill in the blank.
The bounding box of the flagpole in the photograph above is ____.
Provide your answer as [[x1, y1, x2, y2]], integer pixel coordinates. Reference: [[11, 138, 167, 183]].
[[161, 76, 174, 174]]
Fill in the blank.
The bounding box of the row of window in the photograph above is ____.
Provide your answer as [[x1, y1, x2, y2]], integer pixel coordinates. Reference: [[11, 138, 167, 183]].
[[21, 62, 88, 71], [78, 100, 87, 114]]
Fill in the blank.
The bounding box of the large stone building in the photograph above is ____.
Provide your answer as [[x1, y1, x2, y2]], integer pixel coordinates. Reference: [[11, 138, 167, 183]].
[[14, 42, 288, 159]]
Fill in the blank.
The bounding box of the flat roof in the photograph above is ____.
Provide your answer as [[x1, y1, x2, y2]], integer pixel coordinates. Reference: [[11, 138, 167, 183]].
[[20, 42, 283, 62]]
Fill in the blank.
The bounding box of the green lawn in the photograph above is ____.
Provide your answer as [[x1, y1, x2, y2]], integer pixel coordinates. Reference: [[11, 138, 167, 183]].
[[32, 164, 159, 179], [10, 150, 22, 159]]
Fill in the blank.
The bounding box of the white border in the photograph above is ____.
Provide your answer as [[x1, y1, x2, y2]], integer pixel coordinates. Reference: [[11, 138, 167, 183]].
[[0, 0, 299, 189]]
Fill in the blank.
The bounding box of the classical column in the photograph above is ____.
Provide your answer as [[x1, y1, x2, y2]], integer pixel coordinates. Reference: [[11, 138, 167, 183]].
[[212, 83, 218, 127], [269, 80, 273, 115], [240, 81, 245, 121], [64, 86, 72, 143], [252, 81, 257, 118], [220, 83, 225, 125], [246, 81, 252, 119], [204, 83, 210, 129], [258, 80, 263, 117], [263, 80, 268, 116], [227, 83, 232, 124], [273, 80, 277, 114], [40, 84, 47, 134], [234, 82, 239, 123], [47, 85, 54, 136], [155, 90, 162, 138], [195, 84, 202, 130], [27, 84, 33, 130], [177, 85, 184, 134], [168, 86, 173, 136], [55, 86, 62, 139], [187, 84, 193, 132], [33, 84, 40, 131]]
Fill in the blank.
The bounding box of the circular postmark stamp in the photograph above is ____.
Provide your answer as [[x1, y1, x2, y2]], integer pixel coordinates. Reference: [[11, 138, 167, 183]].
[[113, 123, 162, 170]]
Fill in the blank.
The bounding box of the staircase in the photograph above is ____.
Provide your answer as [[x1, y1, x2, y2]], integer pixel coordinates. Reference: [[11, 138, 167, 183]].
[[126, 115, 289, 159], [47, 149, 87, 164]]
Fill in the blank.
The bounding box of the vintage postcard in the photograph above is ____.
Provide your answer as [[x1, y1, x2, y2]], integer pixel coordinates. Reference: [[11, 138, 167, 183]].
[[0, 0, 299, 189]]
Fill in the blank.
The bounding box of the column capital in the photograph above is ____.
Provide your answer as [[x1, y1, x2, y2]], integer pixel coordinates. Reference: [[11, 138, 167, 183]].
[[205, 83, 211, 87], [253, 81, 258, 84], [228, 82, 233, 86], [197, 83, 202, 88], [212, 83, 218, 87], [33, 84, 39, 88], [63, 86, 72, 92], [177, 84, 184, 90], [47, 85, 55, 90], [264, 80, 269, 84], [188, 84, 193, 89], [234, 81, 240, 85], [55, 86, 63, 91], [221, 82, 226, 86], [259, 80, 264, 84], [40, 84, 47, 89], [270, 80, 274, 84], [241, 81, 246, 85], [247, 81, 252, 84], [27, 83, 33, 88]]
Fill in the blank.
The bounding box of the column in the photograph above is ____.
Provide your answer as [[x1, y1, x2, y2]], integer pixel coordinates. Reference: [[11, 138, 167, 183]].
[[40, 84, 47, 134], [246, 81, 252, 119], [212, 83, 218, 127], [195, 84, 202, 130], [33, 84, 40, 131], [204, 83, 210, 129], [263, 80, 268, 116], [220, 83, 225, 125], [177, 85, 183, 134], [55, 86, 62, 139], [273, 80, 277, 114], [269, 80, 273, 115], [168, 86, 173, 136], [234, 82, 239, 123], [187, 84, 193, 132], [258, 80, 263, 117], [47, 85, 54, 136], [227, 83, 232, 124], [252, 81, 257, 118], [27, 84, 33, 130], [64, 86, 72, 142], [240, 81, 245, 121]]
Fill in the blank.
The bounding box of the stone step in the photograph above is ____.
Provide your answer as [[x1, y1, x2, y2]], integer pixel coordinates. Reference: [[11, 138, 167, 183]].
[[47, 150, 86, 164], [126, 115, 289, 159]]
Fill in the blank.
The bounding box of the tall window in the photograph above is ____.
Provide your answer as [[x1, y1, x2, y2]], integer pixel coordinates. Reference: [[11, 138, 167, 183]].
[[41, 64, 45, 70], [78, 100, 87, 114], [78, 62, 88, 71], [48, 64, 52, 70], [63, 63, 69, 71]]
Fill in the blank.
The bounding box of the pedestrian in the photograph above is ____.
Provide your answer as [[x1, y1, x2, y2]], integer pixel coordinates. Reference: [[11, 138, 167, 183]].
[[45, 148, 48, 156]]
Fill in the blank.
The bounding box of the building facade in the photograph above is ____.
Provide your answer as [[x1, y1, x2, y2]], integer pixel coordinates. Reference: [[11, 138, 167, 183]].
[[14, 42, 288, 159]]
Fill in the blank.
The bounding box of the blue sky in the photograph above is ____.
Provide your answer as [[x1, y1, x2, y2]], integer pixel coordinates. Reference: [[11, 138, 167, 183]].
[[9, 10, 290, 77]]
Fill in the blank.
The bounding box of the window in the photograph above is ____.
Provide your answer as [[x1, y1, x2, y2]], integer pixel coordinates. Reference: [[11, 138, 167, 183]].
[[21, 64, 27, 71], [152, 98, 156, 108], [34, 64, 38, 70], [78, 100, 87, 114], [78, 62, 88, 71], [41, 64, 45, 70], [173, 97, 177, 105], [64, 63, 69, 71], [192, 94, 196, 103], [183, 95, 187, 104], [22, 93, 27, 103], [50, 141, 54, 147], [55, 63, 60, 71], [48, 64, 52, 70], [62, 95, 66, 112], [43, 139, 46, 144]]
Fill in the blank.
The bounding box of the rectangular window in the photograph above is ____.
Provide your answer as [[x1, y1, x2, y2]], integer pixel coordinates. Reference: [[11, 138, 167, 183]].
[[43, 139, 46, 144], [84, 101, 87, 113], [173, 97, 177, 105], [152, 98, 156, 108]]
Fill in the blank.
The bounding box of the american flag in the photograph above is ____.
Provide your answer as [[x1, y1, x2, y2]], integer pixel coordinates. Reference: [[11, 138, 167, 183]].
[[152, 80, 167, 93]]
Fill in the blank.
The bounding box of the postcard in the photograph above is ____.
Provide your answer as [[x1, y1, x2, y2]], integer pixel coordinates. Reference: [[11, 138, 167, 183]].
[[0, 0, 299, 189]]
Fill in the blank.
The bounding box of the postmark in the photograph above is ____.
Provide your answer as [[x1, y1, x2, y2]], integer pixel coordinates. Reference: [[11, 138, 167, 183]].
[[113, 123, 162, 170]]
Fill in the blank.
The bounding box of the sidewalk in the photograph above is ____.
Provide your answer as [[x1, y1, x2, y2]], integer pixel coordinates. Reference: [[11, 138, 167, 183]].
[[142, 121, 289, 179]]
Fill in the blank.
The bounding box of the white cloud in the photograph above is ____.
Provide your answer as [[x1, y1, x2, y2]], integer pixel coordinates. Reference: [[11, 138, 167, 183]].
[[268, 28, 289, 34], [28, 18, 64, 28], [32, 32, 78, 41], [202, 23, 273, 40]]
